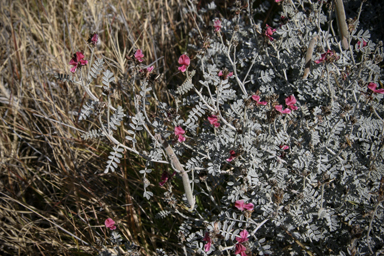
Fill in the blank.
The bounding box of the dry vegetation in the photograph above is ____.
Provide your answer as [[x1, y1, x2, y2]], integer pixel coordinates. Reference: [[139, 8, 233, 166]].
[[0, 0, 195, 254], [1, 0, 383, 255]]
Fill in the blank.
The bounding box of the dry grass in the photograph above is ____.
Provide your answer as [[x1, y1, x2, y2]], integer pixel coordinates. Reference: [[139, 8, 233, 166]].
[[0, 0, 194, 254]]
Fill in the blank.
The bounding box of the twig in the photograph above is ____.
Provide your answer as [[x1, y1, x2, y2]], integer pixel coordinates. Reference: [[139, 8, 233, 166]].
[[366, 202, 381, 254]]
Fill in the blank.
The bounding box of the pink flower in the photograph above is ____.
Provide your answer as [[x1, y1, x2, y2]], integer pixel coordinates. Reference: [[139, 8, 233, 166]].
[[285, 95, 298, 111], [214, 19, 222, 32], [208, 115, 220, 127], [236, 229, 249, 243], [218, 70, 233, 79], [235, 243, 247, 256], [159, 171, 176, 186], [265, 24, 276, 41], [69, 52, 88, 73], [105, 218, 116, 230], [178, 135, 186, 142], [234, 228, 249, 255], [251, 95, 268, 106], [89, 33, 99, 45], [235, 200, 254, 211], [280, 145, 289, 150], [175, 126, 185, 136], [285, 95, 296, 106], [314, 49, 338, 64], [275, 105, 291, 114], [175, 126, 186, 142], [203, 232, 212, 252], [159, 172, 169, 186], [368, 82, 384, 94], [139, 66, 155, 73], [226, 150, 237, 162], [314, 51, 328, 64], [134, 49, 144, 62], [147, 66, 154, 72], [357, 40, 368, 49], [276, 0, 283, 2], [178, 54, 190, 73]]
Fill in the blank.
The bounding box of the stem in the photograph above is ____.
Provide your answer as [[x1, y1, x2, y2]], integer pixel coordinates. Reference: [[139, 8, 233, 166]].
[[367, 202, 381, 254], [326, 64, 334, 106], [227, 44, 248, 97]]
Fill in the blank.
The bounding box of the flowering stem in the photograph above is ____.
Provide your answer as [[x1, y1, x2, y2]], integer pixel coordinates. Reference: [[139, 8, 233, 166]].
[[227, 44, 248, 97]]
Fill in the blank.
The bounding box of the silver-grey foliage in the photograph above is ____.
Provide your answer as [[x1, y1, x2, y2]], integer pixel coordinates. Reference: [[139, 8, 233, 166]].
[[172, 0, 384, 255], [61, 0, 384, 254]]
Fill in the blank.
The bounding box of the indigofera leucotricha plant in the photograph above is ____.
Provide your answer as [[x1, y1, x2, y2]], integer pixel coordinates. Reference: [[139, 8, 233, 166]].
[[56, 0, 384, 255]]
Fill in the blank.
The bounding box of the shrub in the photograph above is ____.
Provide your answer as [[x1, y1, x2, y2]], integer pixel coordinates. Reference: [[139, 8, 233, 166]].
[[58, 0, 384, 255]]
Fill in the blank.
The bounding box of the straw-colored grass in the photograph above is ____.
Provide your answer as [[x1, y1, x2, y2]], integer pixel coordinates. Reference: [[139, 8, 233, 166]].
[[0, 0, 192, 254]]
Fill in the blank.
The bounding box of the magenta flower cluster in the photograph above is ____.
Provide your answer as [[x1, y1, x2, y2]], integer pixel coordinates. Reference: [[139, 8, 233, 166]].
[[214, 19, 222, 32], [251, 95, 267, 106], [235, 200, 254, 211], [69, 52, 88, 73], [90, 33, 99, 45], [135, 49, 144, 62], [105, 218, 116, 230], [218, 70, 233, 79], [178, 54, 190, 72], [275, 95, 298, 114], [314, 49, 339, 64], [226, 150, 237, 162], [265, 24, 276, 41], [232, 200, 253, 255], [140, 66, 154, 73], [208, 115, 220, 127], [285, 95, 298, 110], [159, 171, 176, 186], [357, 40, 368, 49], [235, 229, 249, 256], [368, 82, 384, 94], [174, 126, 186, 142], [203, 232, 212, 252]]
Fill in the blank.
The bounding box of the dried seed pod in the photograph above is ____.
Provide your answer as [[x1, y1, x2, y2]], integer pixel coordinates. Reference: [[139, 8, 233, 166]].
[[335, 0, 349, 50], [303, 35, 319, 79]]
